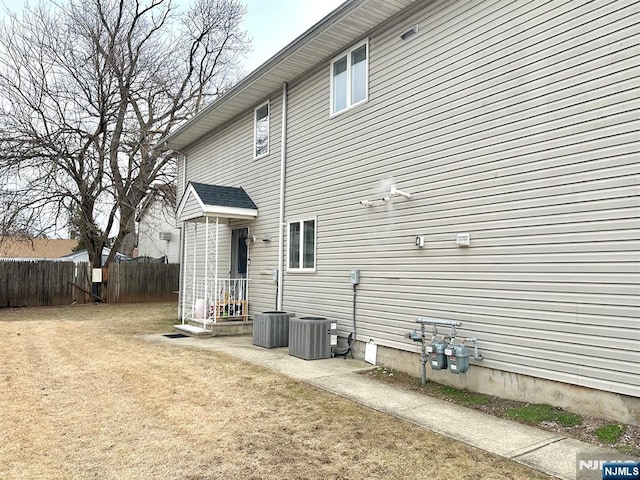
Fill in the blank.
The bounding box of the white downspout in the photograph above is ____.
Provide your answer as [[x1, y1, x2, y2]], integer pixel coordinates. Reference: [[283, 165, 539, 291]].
[[277, 81, 288, 311]]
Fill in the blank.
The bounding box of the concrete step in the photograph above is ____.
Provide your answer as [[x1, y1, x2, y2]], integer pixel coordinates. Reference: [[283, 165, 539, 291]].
[[173, 324, 210, 337], [174, 320, 254, 338]]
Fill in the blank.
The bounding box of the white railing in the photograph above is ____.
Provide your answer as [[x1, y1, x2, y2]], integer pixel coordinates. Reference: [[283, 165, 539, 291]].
[[190, 278, 248, 326]]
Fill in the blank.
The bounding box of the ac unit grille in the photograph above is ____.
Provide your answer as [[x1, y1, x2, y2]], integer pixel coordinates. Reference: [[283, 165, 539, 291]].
[[288, 317, 335, 360], [253, 311, 294, 348]]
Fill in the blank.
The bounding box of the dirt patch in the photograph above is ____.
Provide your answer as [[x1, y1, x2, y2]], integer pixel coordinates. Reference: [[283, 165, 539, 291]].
[[362, 367, 640, 457], [0, 303, 551, 479]]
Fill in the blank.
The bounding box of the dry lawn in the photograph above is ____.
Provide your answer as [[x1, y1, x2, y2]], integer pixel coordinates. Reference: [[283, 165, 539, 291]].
[[0, 303, 551, 480]]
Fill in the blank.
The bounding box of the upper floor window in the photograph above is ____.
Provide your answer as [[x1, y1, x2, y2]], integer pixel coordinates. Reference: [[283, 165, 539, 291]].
[[254, 101, 269, 158], [330, 40, 368, 115], [287, 217, 316, 272]]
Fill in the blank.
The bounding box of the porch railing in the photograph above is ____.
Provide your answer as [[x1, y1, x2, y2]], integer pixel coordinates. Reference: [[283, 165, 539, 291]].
[[189, 278, 248, 326]]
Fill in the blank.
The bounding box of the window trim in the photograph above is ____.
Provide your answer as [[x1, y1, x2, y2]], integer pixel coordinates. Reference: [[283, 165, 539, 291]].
[[329, 39, 369, 116], [253, 101, 270, 159], [286, 216, 317, 273]]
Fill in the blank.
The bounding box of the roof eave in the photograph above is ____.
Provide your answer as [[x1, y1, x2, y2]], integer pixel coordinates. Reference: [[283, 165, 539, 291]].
[[160, 0, 416, 152]]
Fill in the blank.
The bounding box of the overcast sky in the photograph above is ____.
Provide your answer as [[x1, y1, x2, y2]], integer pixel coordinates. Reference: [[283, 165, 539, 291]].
[[241, 0, 345, 72], [0, 0, 346, 74]]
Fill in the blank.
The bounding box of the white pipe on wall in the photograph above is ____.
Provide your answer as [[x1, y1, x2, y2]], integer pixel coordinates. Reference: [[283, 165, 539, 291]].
[[277, 82, 288, 311]]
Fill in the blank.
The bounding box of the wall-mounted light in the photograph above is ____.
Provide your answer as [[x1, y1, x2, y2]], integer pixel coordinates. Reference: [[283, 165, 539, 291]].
[[244, 234, 256, 246]]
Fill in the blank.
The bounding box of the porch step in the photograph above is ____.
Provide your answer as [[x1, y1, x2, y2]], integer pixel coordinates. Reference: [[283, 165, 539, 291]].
[[173, 324, 210, 337], [174, 320, 254, 338]]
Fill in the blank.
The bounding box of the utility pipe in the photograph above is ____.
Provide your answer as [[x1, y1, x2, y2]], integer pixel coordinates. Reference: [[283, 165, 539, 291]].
[[276, 82, 288, 311], [415, 317, 462, 327]]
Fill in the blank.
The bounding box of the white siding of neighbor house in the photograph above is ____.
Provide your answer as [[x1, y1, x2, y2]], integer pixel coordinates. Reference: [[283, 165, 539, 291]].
[[137, 199, 181, 262], [181, 94, 284, 313], [279, 0, 640, 396]]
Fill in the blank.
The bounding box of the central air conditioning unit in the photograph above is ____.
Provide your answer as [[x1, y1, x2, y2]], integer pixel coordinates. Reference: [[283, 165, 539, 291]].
[[288, 317, 337, 360], [159, 232, 172, 241], [253, 311, 295, 348]]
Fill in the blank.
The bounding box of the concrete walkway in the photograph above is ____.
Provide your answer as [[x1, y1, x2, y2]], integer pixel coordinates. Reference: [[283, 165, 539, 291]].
[[144, 333, 617, 480]]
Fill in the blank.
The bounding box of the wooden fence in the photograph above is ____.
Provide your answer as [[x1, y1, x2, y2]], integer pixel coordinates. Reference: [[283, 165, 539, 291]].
[[0, 261, 179, 307], [107, 262, 180, 303]]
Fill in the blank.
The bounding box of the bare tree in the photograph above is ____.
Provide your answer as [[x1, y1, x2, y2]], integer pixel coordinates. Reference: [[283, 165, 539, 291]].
[[0, 0, 248, 267]]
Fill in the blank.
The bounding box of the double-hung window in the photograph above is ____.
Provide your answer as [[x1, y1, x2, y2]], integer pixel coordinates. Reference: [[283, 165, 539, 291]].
[[254, 101, 269, 158], [287, 218, 316, 272], [331, 40, 368, 115]]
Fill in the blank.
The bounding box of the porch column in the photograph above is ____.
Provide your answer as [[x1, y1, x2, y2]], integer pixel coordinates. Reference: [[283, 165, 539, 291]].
[[204, 217, 210, 322], [192, 223, 197, 319], [213, 217, 219, 323], [181, 221, 188, 323]]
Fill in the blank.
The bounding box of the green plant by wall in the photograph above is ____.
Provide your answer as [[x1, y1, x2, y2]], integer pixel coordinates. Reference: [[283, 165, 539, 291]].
[[595, 424, 625, 444], [504, 403, 582, 427]]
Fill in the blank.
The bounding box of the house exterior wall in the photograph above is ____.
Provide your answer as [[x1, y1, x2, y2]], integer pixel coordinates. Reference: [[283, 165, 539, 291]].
[[182, 94, 284, 312], [280, 0, 639, 399], [178, 0, 639, 419]]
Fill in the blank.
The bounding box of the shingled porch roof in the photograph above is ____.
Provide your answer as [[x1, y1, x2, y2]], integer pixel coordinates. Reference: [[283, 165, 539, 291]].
[[177, 182, 258, 222]]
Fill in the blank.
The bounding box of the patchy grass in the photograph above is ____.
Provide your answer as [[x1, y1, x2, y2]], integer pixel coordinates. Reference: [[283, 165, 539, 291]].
[[504, 404, 582, 427], [439, 385, 492, 405], [0, 303, 551, 480], [595, 424, 626, 444]]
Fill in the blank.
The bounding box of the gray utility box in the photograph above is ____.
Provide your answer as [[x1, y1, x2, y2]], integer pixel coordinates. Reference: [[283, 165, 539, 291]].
[[288, 317, 337, 360], [253, 311, 295, 348], [445, 344, 470, 374], [426, 341, 448, 370]]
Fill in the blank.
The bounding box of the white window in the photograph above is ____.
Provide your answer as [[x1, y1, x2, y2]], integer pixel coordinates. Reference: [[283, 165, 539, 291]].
[[330, 40, 368, 115], [254, 102, 269, 158], [287, 218, 316, 272]]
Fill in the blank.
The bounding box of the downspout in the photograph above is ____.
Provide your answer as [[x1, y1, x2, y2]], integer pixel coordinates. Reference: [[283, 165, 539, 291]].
[[276, 81, 288, 311]]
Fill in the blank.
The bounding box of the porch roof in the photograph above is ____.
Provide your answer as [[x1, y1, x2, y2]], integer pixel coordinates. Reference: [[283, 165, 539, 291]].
[[177, 182, 258, 222]]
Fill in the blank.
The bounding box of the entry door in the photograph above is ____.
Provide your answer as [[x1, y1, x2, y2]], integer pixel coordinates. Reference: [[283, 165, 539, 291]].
[[231, 227, 248, 279]]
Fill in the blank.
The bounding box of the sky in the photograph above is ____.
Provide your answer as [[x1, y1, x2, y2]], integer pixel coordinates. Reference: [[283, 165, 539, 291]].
[[240, 0, 345, 72], [0, 0, 346, 74]]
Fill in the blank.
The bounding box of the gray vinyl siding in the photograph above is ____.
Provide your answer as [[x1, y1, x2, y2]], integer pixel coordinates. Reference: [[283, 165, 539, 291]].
[[178, 191, 203, 222], [181, 94, 284, 314], [282, 0, 640, 396]]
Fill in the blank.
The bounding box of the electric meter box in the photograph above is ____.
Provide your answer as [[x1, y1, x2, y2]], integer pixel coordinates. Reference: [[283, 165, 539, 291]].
[[445, 344, 470, 374], [426, 341, 448, 370]]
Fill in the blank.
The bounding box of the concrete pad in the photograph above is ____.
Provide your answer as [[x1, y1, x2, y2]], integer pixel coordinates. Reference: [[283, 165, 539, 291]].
[[400, 399, 562, 456], [516, 437, 602, 480], [311, 373, 428, 410]]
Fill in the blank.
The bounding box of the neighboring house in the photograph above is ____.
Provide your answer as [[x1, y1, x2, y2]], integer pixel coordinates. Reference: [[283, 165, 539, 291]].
[[59, 248, 130, 264], [136, 193, 181, 263], [0, 238, 78, 261], [162, 0, 640, 423]]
